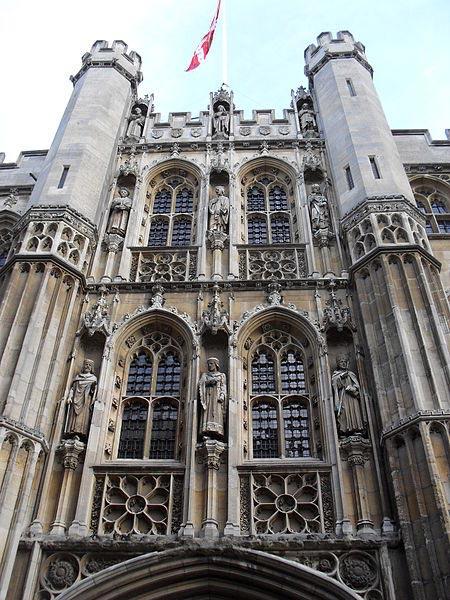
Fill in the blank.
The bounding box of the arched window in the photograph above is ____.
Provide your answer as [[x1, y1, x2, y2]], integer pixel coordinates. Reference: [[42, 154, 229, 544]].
[[148, 218, 169, 246], [252, 400, 279, 458], [126, 351, 152, 395], [171, 217, 192, 246], [146, 168, 199, 247], [118, 331, 183, 460], [248, 216, 268, 245], [149, 400, 178, 459], [251, 351, 276, 394], [245, 172, 294, 245], [118, 400, 148, 459], [249, 328, 313, 459], [412, 181, 450, 235]]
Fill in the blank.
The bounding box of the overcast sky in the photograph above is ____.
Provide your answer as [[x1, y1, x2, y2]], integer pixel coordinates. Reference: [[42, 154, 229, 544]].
[[0, 0, 449, 161]]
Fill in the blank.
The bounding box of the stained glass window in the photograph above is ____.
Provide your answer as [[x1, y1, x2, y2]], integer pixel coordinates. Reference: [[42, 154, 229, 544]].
[[252, 401, 279, 458], [252, 351, 276, 394], [126, 352, 152, 396], [118, 401, 148, 459], [149, 400, 178, 459]]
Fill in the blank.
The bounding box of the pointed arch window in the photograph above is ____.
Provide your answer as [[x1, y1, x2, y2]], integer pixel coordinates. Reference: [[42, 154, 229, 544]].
[[118, 332, 184, 460], [175, 188, 193, 213], [245, 174, 293, 245], [413, 182, 450, 235], [431, 199, 447, 214], [153, 189, 172, 214], [171, 217, 192, 246], [249, 329, 313, 459]]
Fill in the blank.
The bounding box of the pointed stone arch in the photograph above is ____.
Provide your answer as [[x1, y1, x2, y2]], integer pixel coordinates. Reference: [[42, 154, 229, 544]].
[[57, 546, 362, 600]]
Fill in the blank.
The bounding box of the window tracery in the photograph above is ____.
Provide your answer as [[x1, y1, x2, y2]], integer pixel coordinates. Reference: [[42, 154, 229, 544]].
[[117, 331, 183, 460], [146, 168, 198, 247], [412, 180, 450, 235], [248, 327, 314, 460], [243, 172, 294, 244]]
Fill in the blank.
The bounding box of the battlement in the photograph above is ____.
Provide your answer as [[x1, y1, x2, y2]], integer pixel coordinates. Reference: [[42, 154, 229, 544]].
[[304, 30, 371, 77], [72, 39, 143, 86]]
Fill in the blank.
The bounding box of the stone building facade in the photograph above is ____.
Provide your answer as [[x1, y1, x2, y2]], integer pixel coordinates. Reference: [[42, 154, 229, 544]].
[[0, 31, 449, 600]]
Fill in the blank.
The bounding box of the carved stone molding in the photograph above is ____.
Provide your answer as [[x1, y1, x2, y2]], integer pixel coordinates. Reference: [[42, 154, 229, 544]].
[[199, 284, 230, 335], [79, 290, 110, 337], [321, 281, 354, 332], [197, 439, 227, 470], [57, 436, 85, 470]]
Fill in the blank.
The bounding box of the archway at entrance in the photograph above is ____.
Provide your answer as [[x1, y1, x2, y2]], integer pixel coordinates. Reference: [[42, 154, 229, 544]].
[[58, 545, 363, 600]]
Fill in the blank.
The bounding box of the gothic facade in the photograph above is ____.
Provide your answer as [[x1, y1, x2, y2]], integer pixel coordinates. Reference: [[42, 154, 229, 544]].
[[0, 31, 449, 600]]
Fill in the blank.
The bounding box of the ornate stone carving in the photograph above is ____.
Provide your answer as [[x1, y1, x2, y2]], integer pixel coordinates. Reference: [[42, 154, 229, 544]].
[[302, 142, 322, 172], [200, 284, 230, 334], [81, 291, 110, 337], [150, 284, 165, 308], [42, 553, 80, 592], [339, 552, 377, 591], [278, 126, 290, 135], [259, 126, 271, 136], [151, 129, 163, 139], [3, 188, 18, 208], [321, 281, 354, 332], [199, 357, 227, 439], [239, 476, 251, 534], [208, 186, 229, 234], [100, 473, 177, 535], [171, 128, 183, 138], [240, 126, 251, 136], [266, 281, 283, 305], [107, 188, 132, 236], [191, 128, 202, 137], [103, 232, 124, 253], [63, 360, 97, 438], [134, 250, 196, 282], [57, 436, 85, 470], [198, 438, 227, 470], [332, 357, 365, 436], [250, 472, 327, 534], [239, 247, 307, 280], [125, 107, 145, 140], [210, 142, 229, 171], [117, 157, 139, 178]]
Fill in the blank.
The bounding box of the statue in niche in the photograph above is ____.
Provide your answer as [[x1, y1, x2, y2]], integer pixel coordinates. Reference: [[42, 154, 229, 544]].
[[309, 184, 330, 233], [213, 104, 230, 136], [209, 186, 229, 234], [299, 103, 317, 137], [332, 357, 365, 435], [198, 357, 227, 439], [107, 188, 132, 236], [126, 107, 145, 139], [64, 360, 97, 438]]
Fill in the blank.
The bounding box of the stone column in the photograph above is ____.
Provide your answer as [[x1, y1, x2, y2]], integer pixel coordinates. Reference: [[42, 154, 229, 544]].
[[50, 437, 85, 535], [208, 231, 228, 280], [199, 438, 226, 538], [102, 234, 123, 281], [340, 435, 375, 535]]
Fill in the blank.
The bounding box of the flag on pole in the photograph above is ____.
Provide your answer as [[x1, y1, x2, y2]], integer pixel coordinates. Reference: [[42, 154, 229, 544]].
[[185, 0, 221, 72]]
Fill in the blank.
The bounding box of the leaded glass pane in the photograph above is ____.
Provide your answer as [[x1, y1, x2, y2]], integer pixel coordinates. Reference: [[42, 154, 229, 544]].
[[425, 220, 433, 235], [175, 187, 193, 213], [438, 220, 450, 233], [153, 189, 172, 214], [283, 401, 310, 458], [248, 216, 268, 245], [252, 401, 279, 458], [156, 352, 181, 394], [268, 185, 288, 211], [271, 215, 291, 244], [251, 351, 276, 394], [247, 186, 265, 211], [148, 218, 169, 246], [118, 401, 148, 459], [416, 201, 427, 213], [126, 352, 152, 396], [149, 400, 178, 459], [280, 351, 306, 394], [171, 218, 191, 246], [0, 250, 8, 268], [431, 200, 447, 214]]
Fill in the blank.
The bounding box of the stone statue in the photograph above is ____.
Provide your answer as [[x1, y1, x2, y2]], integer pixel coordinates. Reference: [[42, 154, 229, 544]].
[[299, 103, 317, 137], [126, 107, 145, 139], [64, 360, 97, 437], [213, 104, 230, 136], [309, 184, 330, 232], [209, 186, 229, 234], [198, 357, 227, 439], [332, 357, 364, 435], [107, 188, 132, 236]]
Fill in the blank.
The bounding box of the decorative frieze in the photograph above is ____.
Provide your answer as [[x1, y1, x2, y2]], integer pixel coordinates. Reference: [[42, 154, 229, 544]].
[[238, 245, 307, 280], [130, 248, 197, 282]]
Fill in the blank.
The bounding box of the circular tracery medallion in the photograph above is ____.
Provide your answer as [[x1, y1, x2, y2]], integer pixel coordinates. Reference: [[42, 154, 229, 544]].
[[126, 494, 147, 514], [275, 494, 297, 513]]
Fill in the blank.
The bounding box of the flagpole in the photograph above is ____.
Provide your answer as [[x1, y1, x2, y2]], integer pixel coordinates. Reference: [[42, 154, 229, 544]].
[[221, 0, 228, 86]]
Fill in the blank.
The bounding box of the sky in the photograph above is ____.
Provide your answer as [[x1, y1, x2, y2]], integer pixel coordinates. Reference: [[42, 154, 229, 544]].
[[0, 0, 449, 161]]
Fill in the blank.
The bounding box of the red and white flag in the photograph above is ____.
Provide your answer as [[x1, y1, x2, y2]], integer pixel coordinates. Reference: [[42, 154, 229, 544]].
[[185, 0, 221, 72]]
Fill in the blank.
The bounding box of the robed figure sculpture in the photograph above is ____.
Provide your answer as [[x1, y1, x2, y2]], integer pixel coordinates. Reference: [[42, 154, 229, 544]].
[[64, 359, 97, 437], [198, 357, 227, 439], [332, 357, 365, 435]]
